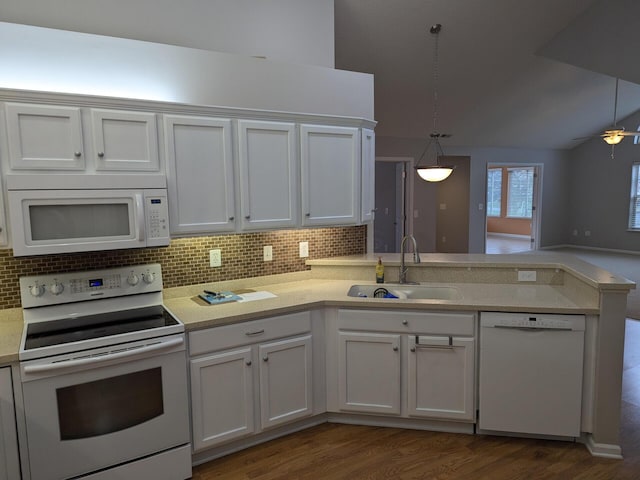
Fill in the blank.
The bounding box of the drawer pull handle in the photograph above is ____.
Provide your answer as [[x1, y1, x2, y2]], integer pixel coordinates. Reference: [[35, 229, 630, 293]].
[[402, 320, 408, 325], [245, 329, 265, 336], [246, 360, 252, 366], [263, 356, 269, 362], [393, 346, 398, 352]]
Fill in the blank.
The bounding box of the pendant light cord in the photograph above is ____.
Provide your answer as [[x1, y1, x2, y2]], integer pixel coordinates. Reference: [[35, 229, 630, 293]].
[[432, 24, 440, 134]]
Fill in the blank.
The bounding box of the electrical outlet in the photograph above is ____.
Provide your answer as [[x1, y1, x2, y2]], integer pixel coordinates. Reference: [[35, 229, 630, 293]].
[[585, 230, 591, 237], [299, 241, 309, 258], [209, 249, 221, 267], [263, 245, 273, 261], [518, 270, 537, 282]]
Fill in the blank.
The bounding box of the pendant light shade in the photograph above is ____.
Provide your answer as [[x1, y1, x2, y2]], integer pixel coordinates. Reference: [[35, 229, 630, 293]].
[[414, 23, 454, 183], [416, 165, 454, 182]]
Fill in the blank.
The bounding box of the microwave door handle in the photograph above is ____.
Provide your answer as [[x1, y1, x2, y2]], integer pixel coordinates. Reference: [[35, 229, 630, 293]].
[[135, 193, 145, 241]]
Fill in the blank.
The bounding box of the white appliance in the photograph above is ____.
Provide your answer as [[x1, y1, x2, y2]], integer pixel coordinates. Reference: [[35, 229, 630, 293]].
[[479, 311, 585, 438], [18, 264, 191, 480], [7, 174, 170, 256]]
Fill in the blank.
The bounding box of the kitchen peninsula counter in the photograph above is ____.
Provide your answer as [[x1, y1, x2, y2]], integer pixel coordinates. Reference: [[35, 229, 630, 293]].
[[0, 252, 634, 364]]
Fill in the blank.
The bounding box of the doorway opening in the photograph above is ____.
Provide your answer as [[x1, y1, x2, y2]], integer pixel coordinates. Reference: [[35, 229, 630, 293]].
[[485, 163, 542, 254], [373, 156, 414, 253]]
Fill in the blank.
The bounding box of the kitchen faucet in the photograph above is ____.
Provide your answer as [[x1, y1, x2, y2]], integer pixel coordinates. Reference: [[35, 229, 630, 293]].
[[399, 234, 421, 284]]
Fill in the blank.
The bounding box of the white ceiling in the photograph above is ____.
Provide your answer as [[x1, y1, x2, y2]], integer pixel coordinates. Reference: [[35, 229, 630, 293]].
[[334, 0, 640, 150]]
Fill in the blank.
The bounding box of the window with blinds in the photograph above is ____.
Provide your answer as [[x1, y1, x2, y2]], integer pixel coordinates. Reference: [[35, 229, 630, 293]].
[[506, 167, 534, 218], [630, 163, 640, 230]]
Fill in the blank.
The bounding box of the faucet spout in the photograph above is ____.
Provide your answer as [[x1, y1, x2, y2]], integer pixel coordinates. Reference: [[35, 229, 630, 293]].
[[399, 235, 421, 284]]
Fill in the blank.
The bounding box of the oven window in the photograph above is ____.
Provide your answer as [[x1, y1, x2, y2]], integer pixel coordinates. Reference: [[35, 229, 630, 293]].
[[30, 203, 130, 240], [56, 368, 163, 440]]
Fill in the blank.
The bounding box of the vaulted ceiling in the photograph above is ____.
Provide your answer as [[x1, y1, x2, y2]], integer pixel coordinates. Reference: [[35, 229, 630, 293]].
[[334, 0, 640, 150]]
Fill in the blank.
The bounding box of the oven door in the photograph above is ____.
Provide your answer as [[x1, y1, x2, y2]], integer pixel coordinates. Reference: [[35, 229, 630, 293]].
[[20, 335, 190, 480]]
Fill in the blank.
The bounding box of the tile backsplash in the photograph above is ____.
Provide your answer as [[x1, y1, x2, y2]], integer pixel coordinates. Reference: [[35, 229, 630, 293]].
[[0, 226, 366, 310]]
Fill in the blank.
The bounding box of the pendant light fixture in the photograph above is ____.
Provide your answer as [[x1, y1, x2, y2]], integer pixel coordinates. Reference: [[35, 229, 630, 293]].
[[415, 23, 455, 182]]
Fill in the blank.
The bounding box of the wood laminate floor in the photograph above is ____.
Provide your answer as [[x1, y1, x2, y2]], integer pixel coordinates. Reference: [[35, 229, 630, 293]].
[[192, 322, 640, 480]]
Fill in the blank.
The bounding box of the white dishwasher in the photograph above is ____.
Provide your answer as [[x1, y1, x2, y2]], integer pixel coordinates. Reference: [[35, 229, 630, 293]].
[[479, 312, 585, 438]]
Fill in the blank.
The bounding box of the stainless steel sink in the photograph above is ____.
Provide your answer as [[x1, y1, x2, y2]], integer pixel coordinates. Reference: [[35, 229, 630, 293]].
[[347, 284, 461, 300]]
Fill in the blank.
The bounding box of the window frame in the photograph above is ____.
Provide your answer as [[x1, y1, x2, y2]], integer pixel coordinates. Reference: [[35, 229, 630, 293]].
[[629, 163, 640, 231]]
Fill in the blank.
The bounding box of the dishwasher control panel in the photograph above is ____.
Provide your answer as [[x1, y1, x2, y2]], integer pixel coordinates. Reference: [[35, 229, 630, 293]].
[[480, 312, 585, 331]]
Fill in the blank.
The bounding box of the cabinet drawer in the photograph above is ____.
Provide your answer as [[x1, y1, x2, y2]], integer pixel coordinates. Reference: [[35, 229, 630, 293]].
[[338, 309, 475, 336], [189, 311, 311, 356]]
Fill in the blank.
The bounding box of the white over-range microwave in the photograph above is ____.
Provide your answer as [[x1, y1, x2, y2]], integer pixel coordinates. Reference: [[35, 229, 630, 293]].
[[7, 175, 170, 256]]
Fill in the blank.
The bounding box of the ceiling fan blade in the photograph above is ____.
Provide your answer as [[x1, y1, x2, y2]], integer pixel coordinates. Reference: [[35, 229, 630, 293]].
[[620, 131, 640, 137]]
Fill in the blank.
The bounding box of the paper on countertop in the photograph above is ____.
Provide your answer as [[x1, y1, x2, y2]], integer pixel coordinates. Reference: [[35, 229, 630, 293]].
[[237, 291, 277, 302]]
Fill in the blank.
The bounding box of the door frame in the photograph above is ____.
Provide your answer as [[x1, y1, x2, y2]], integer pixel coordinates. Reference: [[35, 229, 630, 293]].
[[484, 163, 543, 252], [373, 156, 415, 252]]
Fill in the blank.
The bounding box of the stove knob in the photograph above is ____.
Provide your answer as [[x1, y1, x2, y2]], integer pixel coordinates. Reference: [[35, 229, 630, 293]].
[[127, 273, 140, 286], [142, 272, 156, 284], [29, 284, 45, 297], [50, 281, 64, 295]]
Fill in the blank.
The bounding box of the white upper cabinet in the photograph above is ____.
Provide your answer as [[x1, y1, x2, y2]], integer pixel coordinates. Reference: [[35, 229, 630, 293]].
[[237, 120, 298, 230], [164, 115, 235, 234], [91, 109, 160, 171], [5, 103, 85, 170], [300, 124, 360, 226], [360, 128, 376, 223]]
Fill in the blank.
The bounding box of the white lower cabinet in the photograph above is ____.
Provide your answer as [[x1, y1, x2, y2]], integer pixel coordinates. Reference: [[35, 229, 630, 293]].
[[0, 366, 20, 480], [333, 309, 476, 422], [188, 312, 313, 452], [407, 335, 475, 421], [337, 332, 401, 414]]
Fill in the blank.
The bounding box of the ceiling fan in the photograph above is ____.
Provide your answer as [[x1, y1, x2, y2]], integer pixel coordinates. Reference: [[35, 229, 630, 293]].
[[577, 78, 640, 158]]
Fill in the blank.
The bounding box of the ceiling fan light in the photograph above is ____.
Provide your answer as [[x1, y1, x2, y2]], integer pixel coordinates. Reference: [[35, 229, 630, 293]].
[[603, 134, 623, 145], [416, 166, 454, 182]]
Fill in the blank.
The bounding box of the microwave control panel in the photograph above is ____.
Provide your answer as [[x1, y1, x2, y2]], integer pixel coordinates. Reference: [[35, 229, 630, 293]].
[[144, 190, 170, 245]]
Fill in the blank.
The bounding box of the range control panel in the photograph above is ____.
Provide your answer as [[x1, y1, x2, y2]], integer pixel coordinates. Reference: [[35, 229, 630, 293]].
[[20, 263, 163, 309]]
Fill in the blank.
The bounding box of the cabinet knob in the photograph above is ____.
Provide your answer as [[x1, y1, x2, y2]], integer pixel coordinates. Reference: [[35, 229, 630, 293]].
[[263, 356, 269, 362], [74, 151, 82, 157], [229, 216, 234, 221], [393, 346, 399, 352], [402, 320, 408, 325], [246, 360, 252, 366], [410, 347, 416, 353], [245, 215, 251, 220], [97, 152, 105, 158], [305, 213, 311, 217]]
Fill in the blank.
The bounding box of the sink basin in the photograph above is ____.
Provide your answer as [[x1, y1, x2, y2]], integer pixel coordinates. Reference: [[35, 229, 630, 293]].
[[347, 284, 461, 300]]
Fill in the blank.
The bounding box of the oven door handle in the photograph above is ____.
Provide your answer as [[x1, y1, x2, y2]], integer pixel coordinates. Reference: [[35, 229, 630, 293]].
[[22, 337, 184, 374]]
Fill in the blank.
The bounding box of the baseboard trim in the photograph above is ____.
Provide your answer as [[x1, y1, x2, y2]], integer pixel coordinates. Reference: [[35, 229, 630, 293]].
[[582, 433, 623, 459]]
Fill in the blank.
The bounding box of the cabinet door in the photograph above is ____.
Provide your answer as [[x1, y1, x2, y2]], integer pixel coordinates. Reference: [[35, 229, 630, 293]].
[[164, 115, 235, 234], [300, 125, 360, 226], [0, 367, 20, 480], [91, 109, 160, 171], [360, 128, 376, 223], [5, 103, 85, 170], [190, 348, 254, 451], [338, 332, 401, 415], [237, 120, 297, 230], [407, 336, 475, 421], [259, 335, 313, 430]]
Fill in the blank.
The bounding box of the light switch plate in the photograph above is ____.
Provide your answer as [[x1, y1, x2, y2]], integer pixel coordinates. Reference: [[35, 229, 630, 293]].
[[299, 241, 309, 258], [263, 245, 273, 261]]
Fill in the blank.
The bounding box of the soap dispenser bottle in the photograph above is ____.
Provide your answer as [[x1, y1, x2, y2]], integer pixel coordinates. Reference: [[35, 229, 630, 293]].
[[375, 257, 385, 283]]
